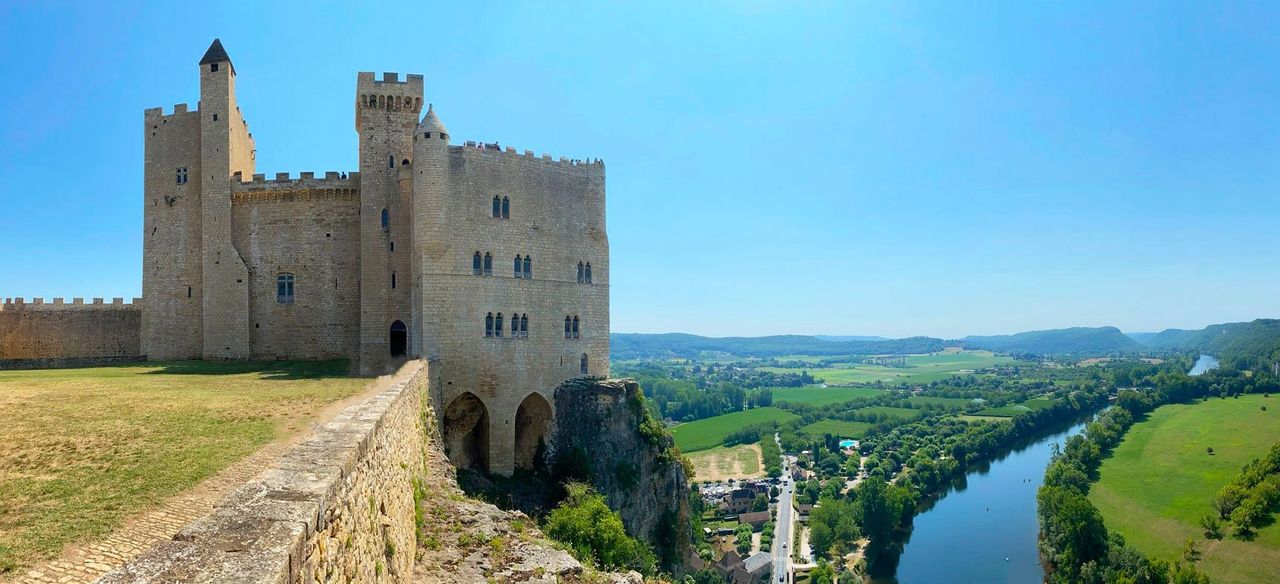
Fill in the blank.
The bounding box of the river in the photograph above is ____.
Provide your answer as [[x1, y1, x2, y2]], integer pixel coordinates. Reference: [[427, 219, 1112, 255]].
[[1189, 354, 1220, 376], [870, 418, 1090, 584]]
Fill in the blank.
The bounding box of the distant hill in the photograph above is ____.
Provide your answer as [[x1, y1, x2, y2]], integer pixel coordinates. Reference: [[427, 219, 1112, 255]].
[[1138, 319, 1280, 368], [814, 335, 889, 342], [1124, 332, 1161, 345], [961, 326, 1143, 355], [609, 333, 945, 360]]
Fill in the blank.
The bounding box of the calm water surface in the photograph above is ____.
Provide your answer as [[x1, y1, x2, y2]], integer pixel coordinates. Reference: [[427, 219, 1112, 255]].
[[872, 418, 1089, 584], [1189, 354, 1220, 376]]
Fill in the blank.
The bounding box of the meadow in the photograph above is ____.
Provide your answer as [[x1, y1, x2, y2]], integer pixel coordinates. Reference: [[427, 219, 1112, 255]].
[[1088, 394, 1280, 584], [770, 386, 883, 406], [685, 444, 764, 482], [907, 395, 975, 409], [758, 350, 1014, 386], [857, 406, 923, 421], [671, 407, 800, 453], [0, 361, 368, 574], [976, 396, 1056, 417], [799, 419, 873, 439]]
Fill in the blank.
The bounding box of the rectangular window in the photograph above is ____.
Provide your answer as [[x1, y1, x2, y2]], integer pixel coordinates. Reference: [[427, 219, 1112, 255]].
[[276, 273, 295, 304], [176, 167, 188, 185]]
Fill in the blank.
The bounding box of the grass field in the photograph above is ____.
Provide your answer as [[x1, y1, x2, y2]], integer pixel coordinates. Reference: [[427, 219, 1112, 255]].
[[799, 419, 873, 439], [0, 361, 368, 575], [907, 396, 975, 409], [758, 350, 1014, 386], [1088, 394, 1280, 584], [770, 386, 884, 406], [857, 406, 923, 421], [977, 396, 1056, 417], [686, 443, 764, 482], [671, 407, 801, 453]]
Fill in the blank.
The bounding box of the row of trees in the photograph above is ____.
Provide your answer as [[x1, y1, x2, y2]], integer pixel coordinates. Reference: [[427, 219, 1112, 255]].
[[1208, 440, 1280, 539]]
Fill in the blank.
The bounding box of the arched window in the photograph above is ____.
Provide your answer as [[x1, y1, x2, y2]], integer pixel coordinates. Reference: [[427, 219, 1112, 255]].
[[501, 197, 510, 219], [523, 256, 532, 279], [485, 312, 494, 337], [572, 316, 580, 339], [492, 196, 501, 218], [388, 155, 394, 169], [391, 272, 397, 289], [495, 313, 504, 337], [581, 353, 589, 375], [564, 316, 572, 339], [520, 314, 529, 337], [576, 262, 584, 284], [381, 208, 389, 231], [276, 273, 295, 304], [511, 311, 519, 336], [585, 262, 592, 284], [514, 255, 523, 278], [483, 253, 492, 276], [472, 252, 482, 275]]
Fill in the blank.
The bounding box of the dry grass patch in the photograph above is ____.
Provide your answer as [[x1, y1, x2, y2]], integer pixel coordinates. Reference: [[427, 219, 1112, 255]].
[[0, 360, 368, 576], [687, 444, 763, 482]]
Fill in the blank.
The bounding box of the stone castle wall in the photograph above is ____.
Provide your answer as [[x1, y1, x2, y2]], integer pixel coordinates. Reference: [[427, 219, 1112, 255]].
[[100, 361, 433, 584], [0, 298, 143, 368]]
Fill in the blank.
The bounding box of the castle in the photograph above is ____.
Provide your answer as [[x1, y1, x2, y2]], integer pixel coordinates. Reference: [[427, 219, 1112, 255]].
[[0, 39, 609, 476]]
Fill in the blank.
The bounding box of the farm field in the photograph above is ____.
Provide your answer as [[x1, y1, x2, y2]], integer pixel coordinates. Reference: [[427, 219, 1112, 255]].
[[0, 361, 368, 574], [770, 386, 884, 406], [799, 419, 873, 439], [977, 396, 1056, 417], [907, 396, 975, 409], [857, 406, 923, 421], [671, 407, 800, 453], [758, 350, 1014, 386], [1088, 394, 1280, 584], [686, 444, 764, 482]]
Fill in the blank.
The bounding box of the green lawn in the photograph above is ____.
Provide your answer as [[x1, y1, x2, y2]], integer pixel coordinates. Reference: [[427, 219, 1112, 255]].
[[1088, 394, 1280, 584], [770, 386, 884, 406], [857, 406, 923, 421], [799, 419, 873, 439], [0, 361, 368, 575], [671, 407, 801, 453], [977, 396, 1056, 417], [759, 350, 1014, 386]]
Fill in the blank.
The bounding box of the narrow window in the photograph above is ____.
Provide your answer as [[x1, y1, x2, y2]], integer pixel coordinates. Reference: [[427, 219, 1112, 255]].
[[576, 262, 584, 284], [381, 208, 389, 231], [523, 256, 532, 279], [276, 273, 295, 304], [176, 167, 188, 185], [485, 312, 494, 337], [388, 155, 394, 169], [210, 63, 219, 72], [391, 272, 397, 289], [473, 252, 482, 275], [565, 316, 572, 339], [501, 197, 510, 219], [511, 312, 519, 336], [573, 316, 580, 339], [483, 253, 492, 276], [495, 313, 504, 337], [520, 314, 529, 337], [389, 241, 394, 252], [585, 262, 592, 284], [581, 353, 589, 375], [212, 114, 218, 121], [187, 286, 192, 298], [514, 255, 523, 278], [492, 196, 501, 218]]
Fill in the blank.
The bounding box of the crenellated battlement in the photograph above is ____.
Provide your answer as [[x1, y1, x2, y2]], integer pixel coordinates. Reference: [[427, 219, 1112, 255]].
[[144, 103, 196, 120], [230, 171, 360, 204], [1, 297, 143, 311], [355, 72, 424, 125], [452, 140, 605, 172]]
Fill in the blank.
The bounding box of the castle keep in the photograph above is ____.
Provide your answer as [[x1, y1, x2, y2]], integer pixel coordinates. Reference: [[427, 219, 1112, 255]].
[[1, 39, 610, 476]]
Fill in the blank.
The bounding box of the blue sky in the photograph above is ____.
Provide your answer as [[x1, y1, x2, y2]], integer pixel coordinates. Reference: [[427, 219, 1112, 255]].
[[1, 1, 1278, 339]]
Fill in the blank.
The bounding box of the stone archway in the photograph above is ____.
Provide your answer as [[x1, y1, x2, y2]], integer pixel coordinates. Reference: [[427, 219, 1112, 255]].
[[514, 392, 553, 471], [443, 392, 489, 472], [389, 320, 407, 357]]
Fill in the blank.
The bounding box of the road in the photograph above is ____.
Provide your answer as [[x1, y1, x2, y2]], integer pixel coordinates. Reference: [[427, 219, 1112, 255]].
[[771, 433, 794, 583]]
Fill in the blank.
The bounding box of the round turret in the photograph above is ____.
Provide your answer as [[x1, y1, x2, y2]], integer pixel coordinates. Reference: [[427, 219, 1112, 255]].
[[417, 104, 448, 141]]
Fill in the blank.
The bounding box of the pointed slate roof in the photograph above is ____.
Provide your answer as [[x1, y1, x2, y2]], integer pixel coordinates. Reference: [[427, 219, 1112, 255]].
[[199, 39, 233, 71]]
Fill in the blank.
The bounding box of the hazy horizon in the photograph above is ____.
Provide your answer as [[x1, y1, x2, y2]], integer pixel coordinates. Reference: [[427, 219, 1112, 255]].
[[4, 2, 1280, 340]]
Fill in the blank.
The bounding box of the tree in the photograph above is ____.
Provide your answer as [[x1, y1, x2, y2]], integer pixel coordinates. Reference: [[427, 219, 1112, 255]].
[[1199, 514, 1222, 539], [734, 524, 753, 555], [751, 493, 769, 512], [808, 498, 861, 561], [543, 482, 656, 574]]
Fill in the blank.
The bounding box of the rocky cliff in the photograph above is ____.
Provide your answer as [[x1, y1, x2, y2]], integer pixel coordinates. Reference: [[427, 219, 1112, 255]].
[[549, 379, 693, 571]]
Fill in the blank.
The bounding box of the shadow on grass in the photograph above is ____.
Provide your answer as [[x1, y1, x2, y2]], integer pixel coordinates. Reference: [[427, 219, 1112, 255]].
[[143, 359, 352, 380]]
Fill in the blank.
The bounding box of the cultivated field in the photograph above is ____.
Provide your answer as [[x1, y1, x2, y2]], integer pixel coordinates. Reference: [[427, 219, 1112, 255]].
[[686, 443, 764, 482], [907, 396, 975, 409], [671, 407, 800, 453], [0, 361, 368, 575], [799, 419, 873, 439], [770, 386, 883, 406], [759, 350, 1014, 386], [1089, 394, 1280, 584], [977, 396, 1056, 417], [857, 406, 923, 421]]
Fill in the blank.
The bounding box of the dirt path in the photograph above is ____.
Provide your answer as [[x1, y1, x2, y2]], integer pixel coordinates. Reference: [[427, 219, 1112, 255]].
[[8, 369, 406, 584]]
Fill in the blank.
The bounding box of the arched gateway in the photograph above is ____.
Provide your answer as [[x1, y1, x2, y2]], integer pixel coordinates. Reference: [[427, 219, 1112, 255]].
[[513, 393, 553, 471], [442, 392, 489, 472]]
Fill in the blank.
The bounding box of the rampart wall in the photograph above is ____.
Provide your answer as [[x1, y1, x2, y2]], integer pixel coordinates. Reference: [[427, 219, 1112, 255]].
[[101, 360, 433, 584], [0, 298, 143, 368]]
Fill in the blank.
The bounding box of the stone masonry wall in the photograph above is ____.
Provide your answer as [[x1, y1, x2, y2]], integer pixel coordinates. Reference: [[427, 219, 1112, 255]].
[[0, 298, 142, 367], [100, 360, 433, 584]]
